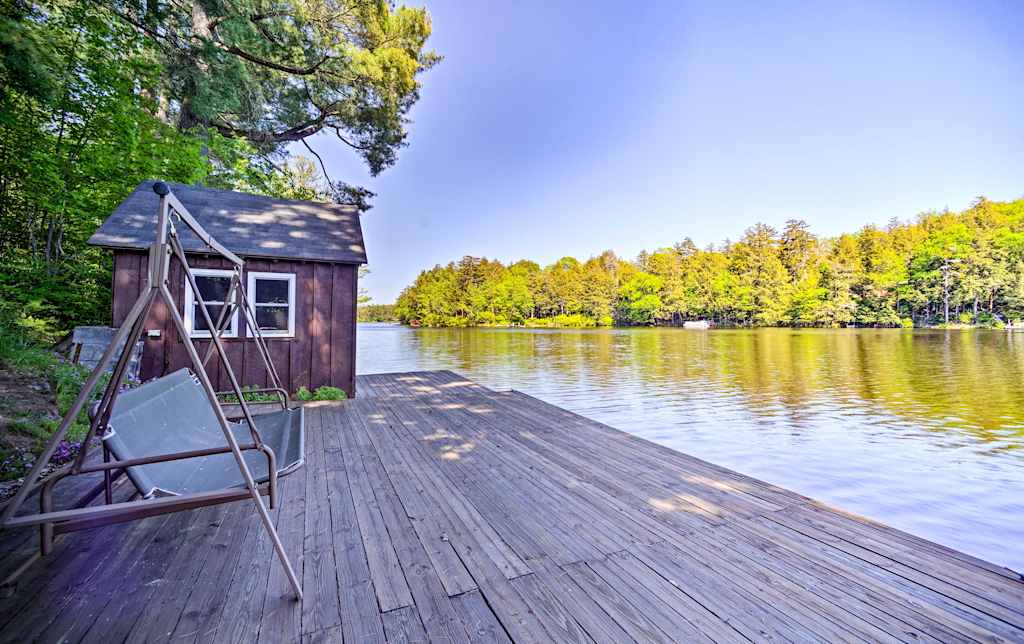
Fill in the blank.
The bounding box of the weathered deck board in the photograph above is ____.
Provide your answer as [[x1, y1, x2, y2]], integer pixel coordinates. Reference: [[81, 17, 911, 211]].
[[1, 370, 1022, 643]]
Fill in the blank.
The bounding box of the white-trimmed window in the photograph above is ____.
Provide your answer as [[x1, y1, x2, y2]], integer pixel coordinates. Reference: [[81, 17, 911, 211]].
[[184, 268, 238, 338], [247, 271, 296, 338]]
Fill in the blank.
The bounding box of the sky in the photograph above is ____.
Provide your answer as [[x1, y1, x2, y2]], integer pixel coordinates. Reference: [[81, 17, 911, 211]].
[[307, 0, 1024, 303]]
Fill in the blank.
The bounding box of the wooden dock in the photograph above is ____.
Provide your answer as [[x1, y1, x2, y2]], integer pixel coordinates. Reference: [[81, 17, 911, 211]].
[[1, 370, 1023, 642]]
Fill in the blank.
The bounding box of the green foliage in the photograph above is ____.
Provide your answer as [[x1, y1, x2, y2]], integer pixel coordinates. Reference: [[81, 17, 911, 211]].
[[0, 306, 59, 373], [294, 385, 346, 401], [0, 0, 212, 333], [0, 311, 110, 480], [0, 0, 435, 337], [312, 386, 346, 401], [359, 304, 398, 322], [396, 197, 1024, 328], [295, 385, 346, 401], [125, 0, 440, 174], [617, 273, 663, 325], [522, 314, 600, 328], [218, 386, 282, 404], [43, 361, 110, 444]]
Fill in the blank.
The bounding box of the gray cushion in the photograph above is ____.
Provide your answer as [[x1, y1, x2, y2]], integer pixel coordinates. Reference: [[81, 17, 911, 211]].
[[101, 369, 304, 497]]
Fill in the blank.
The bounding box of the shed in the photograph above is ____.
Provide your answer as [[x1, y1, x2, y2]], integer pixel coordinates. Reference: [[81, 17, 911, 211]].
[[88, 180, 367, 397]]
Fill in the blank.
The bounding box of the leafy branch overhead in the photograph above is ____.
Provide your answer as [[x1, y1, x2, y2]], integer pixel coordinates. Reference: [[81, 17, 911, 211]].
[[0, 0, 435, 338], [105, 0, 441, 174]]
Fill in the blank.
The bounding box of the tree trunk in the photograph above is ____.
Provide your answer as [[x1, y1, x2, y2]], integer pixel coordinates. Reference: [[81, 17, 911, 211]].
[[177, 2, 212, 132]]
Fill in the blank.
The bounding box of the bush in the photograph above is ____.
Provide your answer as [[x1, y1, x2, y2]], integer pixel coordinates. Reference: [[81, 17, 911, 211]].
[[552, 313, 598, 328], [473, 311, 511, 326], [900, 317, 915, 329], [218, 385, 281, 404], [294, 385, 346, 401], [313, 386, 346, 401], [976, 311, 1003, 328]]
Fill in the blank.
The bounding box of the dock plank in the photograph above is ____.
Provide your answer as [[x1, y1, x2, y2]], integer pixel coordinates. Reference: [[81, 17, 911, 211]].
[[299, 406, 343, 636], [331, 406, 414, 612], [382, 605, 429, 643], [451, 589, 514, 644], [321, 407, 388, 644]]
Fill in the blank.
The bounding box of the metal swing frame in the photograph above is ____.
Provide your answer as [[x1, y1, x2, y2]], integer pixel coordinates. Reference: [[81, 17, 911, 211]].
[[0, 182, 302, 600]]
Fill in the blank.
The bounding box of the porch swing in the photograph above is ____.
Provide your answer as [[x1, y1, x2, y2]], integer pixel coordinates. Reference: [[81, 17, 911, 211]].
[[0, 182, 304, 600]]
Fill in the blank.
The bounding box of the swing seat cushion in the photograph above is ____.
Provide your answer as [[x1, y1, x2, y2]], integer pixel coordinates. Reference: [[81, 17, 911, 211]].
[[101, 369, 304, 498]]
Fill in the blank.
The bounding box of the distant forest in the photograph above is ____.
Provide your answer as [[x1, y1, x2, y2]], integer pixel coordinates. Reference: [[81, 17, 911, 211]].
[[394, 197, 1024, 328], [358, 304, 397, 322]]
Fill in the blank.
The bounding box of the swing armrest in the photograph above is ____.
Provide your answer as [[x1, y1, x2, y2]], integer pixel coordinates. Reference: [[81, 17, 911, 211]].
[[18, 443, 261, 523], [1, 443, 276, 532], [74, 443, 260, 474], [4, 485, 271, 531]]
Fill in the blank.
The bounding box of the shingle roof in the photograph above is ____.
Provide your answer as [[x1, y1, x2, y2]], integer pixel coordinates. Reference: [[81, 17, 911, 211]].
[[88, 181, 367, 264]]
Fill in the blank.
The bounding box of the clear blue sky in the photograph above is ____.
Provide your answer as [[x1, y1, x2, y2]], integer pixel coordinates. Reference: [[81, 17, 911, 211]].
[[308, 0, 1024, 303]]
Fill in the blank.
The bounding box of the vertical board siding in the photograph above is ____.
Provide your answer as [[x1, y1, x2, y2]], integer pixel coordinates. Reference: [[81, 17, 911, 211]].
[[111, 253, 141, 326], [348, 265, 358, 397], [110, 251, 358, 397], [289, 262, 314, 394], [310, 263, 334, 390], [331, 265, 357, 396], [241, 258, 270, 389]]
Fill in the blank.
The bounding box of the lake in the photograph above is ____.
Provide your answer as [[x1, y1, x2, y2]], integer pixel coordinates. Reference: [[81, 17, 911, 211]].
[[356, 324, 1024, 571]]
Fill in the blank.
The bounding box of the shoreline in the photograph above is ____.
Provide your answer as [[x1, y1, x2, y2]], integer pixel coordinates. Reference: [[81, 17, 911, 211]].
[[370, 321, 1014, 331]]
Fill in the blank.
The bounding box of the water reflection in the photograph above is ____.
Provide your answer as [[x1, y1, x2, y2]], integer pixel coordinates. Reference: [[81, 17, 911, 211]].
[[357, 324, 1024, 571]]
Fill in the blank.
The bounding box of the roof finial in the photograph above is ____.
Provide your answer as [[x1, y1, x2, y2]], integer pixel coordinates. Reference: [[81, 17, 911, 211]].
[[153, 181, 170, 196]]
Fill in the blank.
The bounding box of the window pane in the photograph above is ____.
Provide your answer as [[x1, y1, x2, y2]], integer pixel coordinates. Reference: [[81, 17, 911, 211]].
[[194, 304, 228, 331], [255, 278, 289, 305], [196, 275, 231, 302], [256, 306, 288, 331]]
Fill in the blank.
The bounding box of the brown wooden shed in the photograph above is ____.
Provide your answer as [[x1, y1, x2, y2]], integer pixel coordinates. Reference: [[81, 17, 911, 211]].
[[88, 180, 367, 397]]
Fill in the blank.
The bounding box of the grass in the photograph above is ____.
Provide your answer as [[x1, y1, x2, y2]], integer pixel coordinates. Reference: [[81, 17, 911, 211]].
[[0, 318, 58, 375]]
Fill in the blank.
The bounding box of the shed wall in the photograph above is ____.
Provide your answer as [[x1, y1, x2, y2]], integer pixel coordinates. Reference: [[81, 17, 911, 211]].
[[111, 251, 358, 397]]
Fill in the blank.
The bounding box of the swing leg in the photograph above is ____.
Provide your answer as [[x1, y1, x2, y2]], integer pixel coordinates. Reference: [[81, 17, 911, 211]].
[[261, 446, 279, 509], [39, 477, 55, 556]]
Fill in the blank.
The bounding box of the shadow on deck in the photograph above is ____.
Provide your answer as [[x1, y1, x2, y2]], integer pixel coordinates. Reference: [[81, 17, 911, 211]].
[[1, 370, 1022, 642]]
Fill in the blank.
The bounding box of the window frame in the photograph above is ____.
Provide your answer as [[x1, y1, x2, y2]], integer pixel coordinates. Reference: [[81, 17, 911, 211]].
[[183, 268, 239, 338], [246, 271, 297, 338]]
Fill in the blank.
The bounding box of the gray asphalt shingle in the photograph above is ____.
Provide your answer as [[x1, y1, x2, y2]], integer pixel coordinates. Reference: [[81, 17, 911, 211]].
[[88, 180, 366, 264]]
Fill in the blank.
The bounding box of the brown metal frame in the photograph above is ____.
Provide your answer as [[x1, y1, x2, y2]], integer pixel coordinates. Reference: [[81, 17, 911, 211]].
[[0, 182, 302, 600]]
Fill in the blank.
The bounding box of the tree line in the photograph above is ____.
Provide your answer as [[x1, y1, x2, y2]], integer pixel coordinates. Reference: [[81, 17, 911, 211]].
[[0, 0, 436, 339], [358, 304, 397, 322], [394, 197, 1024, 328]]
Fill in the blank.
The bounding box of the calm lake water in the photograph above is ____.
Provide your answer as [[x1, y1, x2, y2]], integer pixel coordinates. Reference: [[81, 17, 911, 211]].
[[356, 324, 1024, 571]]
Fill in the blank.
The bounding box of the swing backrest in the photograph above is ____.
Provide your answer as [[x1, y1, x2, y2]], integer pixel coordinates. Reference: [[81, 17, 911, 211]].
[[101, 368, 304, 498], [101, 369, 223, 496]]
